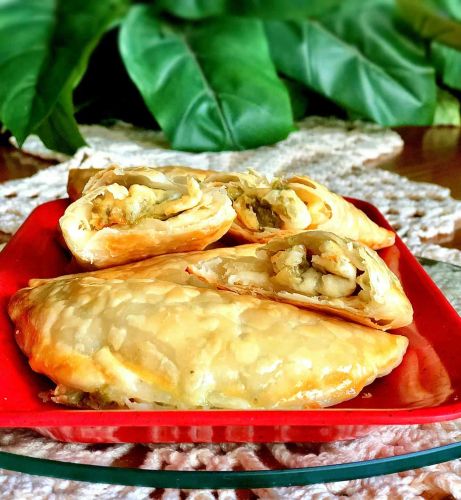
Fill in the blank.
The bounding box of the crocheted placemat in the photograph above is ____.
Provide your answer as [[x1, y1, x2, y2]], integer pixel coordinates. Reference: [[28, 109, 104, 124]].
[[1, 118, 461, 499]]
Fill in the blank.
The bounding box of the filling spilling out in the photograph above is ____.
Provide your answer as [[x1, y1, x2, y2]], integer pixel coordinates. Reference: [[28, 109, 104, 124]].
[[218, 240, 368, 301], [227, 180, 311, 232], [88, 178, 202, 230]]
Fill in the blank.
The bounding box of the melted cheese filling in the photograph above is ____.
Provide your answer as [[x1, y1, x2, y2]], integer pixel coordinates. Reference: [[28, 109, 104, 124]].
[[229, 182, 311, 231], [89, 178, 202, 230], [270, 242, 360, 298]]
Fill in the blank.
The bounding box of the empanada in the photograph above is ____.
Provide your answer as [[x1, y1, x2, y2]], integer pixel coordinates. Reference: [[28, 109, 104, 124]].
[[205, 171, 395, 249], [189, 231, 413, 330], [60, 166, 236, 268], [9, 277, 408, 410]]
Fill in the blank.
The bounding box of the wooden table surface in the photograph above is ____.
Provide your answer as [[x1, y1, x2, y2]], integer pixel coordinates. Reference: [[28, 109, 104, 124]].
[[1, 126, 460, 248], [380, 126, 461, 249]]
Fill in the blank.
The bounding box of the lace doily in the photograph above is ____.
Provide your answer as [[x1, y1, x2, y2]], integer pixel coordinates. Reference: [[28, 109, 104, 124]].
[[1, 117, 461, 499]]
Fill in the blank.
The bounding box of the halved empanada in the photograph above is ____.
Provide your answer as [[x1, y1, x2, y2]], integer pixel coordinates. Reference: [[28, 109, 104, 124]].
[[9, 276, 408, 410], [205, 171, 394, 249], [188, 231, 413, 330], [60, 166, 236, 268]]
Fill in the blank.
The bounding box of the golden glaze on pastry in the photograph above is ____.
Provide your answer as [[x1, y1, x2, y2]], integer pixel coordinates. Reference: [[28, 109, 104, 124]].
[[60, 166, 236, 269], [188, 231, 413, 330], [9, 277, 408, 410], [67, 166, 210, 201], [205, 171, 394, 249]]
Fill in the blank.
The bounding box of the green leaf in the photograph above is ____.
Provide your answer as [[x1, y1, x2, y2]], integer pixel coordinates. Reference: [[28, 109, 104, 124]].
[[158, 0, 341, 20], [433, 88, 460, 126], [431, 43, 461, 91], [265, 0, 437, 126], [418, 1, 461, 91], [397, 0, 461, 51], [0, 0, 127, 150], [119, 6, 293, 151], [36, 86, 86, 155]]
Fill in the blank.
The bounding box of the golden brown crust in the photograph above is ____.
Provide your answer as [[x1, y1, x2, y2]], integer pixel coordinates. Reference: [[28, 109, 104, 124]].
[[188, 231, 413, 330], [60, 167, 236, 269], [9, 277, 408, 410]]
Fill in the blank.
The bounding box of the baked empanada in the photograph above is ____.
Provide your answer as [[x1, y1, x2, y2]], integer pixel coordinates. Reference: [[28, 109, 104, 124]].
[[189, 231, 413, 330], [205, 171, 394, 249], [60, 166, 236, 268], [9, 277, 408, 410]]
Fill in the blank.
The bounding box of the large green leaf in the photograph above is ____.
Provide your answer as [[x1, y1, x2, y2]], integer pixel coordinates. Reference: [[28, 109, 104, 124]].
[[0, 0, 126, 150], [119, 6, 293, 151], [397, 0, 461, 51], [158, 0, 341, 20], [265, 0, 437, 126]]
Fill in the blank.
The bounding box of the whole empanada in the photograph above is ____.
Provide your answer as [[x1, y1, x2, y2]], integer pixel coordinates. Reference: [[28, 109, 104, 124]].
[[60, 166, 236, 268], [188, 231, 413, 330], [9, 277, 408, 410], [205, 171, 394, 249]]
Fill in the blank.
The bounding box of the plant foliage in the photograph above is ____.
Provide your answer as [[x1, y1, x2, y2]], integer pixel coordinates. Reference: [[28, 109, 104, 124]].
[[0, 0, 460, 154]]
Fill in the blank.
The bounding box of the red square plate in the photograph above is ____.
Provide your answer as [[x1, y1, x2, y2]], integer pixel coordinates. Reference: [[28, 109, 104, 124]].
[[0, 199, 460, 444]]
